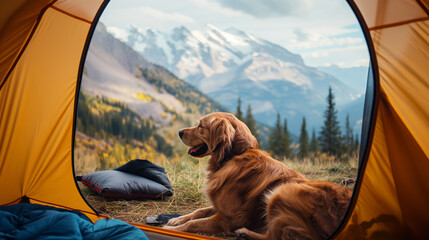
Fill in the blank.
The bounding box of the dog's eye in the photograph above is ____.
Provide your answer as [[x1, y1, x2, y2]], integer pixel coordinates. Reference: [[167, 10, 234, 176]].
[[198, 123, 203, 129]]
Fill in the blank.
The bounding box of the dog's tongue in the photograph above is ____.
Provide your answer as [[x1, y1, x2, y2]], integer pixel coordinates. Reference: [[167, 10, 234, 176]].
[[188, 145, 202, 155]]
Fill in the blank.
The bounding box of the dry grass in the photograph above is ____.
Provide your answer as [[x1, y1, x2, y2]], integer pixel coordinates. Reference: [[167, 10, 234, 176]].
[[282, 154, 359, 190], [77, 152, 358, 239], [79, 156, 211, 223]]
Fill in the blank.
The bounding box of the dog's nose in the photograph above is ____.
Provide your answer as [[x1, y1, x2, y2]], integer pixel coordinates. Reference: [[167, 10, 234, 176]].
[[178, 130, 184, 139]]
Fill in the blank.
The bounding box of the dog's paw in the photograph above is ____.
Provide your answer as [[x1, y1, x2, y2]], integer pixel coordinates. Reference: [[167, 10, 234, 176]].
[[162, 225, 177, 230], [166, 216, 188, 226], [235, 228, 249, 240]]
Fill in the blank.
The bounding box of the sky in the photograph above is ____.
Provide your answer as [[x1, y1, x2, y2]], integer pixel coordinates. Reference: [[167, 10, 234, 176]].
[[100, 0, 370, 68]]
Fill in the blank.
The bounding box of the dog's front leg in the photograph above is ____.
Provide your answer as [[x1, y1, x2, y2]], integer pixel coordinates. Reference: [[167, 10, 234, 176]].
[[166, 206, 216, 226], [235, 227, 266, 240], [164, 212, 231, 235]]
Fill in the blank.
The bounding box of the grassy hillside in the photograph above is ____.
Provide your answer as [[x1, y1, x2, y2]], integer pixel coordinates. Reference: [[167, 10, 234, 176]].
[[75, 91, 176, 173], [138, 65, 228, 115], [76, 93, 156, 143]]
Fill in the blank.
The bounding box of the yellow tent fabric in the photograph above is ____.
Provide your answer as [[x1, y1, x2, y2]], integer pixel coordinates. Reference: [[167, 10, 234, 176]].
[[334, 0, 429, 239], [0, 0, 428, 239], [0, 0, 105, 222]]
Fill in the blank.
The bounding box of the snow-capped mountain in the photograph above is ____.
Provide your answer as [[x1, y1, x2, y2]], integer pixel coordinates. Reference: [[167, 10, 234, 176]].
[[110, 24, 364, 134], [121, 24, 303, 86], [81, 23, 225, 126]]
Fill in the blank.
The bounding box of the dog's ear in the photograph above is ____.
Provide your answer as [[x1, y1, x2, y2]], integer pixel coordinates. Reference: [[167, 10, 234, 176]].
[[230, 117, 258, 155], [210, 118, 236, 164], [232, 129, 258, 156]]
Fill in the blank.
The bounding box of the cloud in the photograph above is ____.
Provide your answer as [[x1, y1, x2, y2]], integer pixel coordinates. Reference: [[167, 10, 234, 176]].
[[303, 45, 367, 57], [134, 6, 195, 24], [290, 29, 363, 49], [294, 29, 310, 42], [100, 4, 196, 32], [300, 45, 369, 67], [295, 36, 362, 49], [188, 0, 243, 17], [215, 0, 313, 18], [100, 0, 368, 68], [347, 59, 370, 68]]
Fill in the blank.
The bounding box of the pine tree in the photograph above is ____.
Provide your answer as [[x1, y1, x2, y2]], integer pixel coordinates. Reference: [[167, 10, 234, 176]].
[[298, 117, 309, 159], [344, 114, 354, 154], [355, 134, 360, 151], [268, 113, 283, 158], [310, 128, 319, 154], [319, 87, 342, 156], [235, 97, 244, 122], [282, 119, 291, 158], [245, 104, 259, 141]]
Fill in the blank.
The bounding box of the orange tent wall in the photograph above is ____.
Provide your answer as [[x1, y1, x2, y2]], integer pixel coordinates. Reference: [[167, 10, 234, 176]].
[[334, 1, 429, 239], [0, 0, 106, 222]]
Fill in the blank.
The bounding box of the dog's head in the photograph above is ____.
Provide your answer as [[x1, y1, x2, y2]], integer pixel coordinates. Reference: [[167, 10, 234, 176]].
[[179, 112, 258, 167]]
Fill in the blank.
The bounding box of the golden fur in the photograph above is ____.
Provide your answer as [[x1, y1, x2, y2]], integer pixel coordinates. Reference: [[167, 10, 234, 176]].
[[165, 112, 352, 239]]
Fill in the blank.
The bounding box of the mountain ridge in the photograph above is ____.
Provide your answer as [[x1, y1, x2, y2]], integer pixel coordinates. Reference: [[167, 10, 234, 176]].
[[106, 23, 365, 135]]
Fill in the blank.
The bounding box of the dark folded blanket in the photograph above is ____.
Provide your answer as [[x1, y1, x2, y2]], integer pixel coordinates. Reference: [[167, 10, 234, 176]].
[[79, 159, 173, 200]]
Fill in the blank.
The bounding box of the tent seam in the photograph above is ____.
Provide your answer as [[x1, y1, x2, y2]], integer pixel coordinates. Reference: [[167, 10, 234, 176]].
[[416, 0, 429, 16], [24, 197, 105, 218], [0, 0, 58, 91], [0, 198, 24, 206], [131, 223, 222, 240], [369, 17, 429, 31], [50, 6, 92, 24]]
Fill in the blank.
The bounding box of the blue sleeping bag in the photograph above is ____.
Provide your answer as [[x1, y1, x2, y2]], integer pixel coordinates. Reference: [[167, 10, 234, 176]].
[[0, 203, 148, 240]]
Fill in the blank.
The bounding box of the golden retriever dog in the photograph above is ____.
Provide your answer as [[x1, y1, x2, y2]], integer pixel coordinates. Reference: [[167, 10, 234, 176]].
[[164, 112, 352, 239]]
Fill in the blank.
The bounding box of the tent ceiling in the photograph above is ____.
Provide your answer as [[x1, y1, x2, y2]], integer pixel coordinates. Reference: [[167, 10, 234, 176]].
[[1, 0, 428, 239]]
